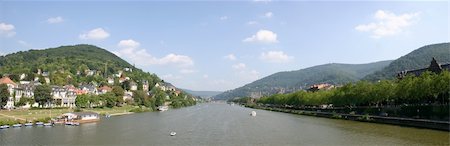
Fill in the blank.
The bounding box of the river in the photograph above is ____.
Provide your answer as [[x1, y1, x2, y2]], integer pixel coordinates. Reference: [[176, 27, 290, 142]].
[[1, 103, 448, 145]]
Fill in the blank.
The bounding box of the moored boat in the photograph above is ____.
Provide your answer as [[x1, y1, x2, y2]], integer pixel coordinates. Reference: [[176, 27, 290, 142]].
[[0, 125, 10, 129], [24, 123, 33, 126], [170, 131, 176, 136], [36, 122, 44, 126], [12, 124, 22, 127], [43, 123, 53, 126]]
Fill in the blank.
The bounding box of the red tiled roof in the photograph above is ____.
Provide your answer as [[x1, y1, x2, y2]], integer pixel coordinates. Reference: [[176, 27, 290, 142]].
[[0, 77, 16, 86]]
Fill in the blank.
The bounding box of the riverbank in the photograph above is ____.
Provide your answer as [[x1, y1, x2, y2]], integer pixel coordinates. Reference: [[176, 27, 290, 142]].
[[246, 104, 450, 131], [0, 106, 136, 125]]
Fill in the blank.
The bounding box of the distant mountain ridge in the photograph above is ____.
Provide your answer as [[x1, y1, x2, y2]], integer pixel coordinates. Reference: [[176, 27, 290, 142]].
[[214, 60, 392, 100], [363, 43, 450, 81], [181, 89, 222, 98]]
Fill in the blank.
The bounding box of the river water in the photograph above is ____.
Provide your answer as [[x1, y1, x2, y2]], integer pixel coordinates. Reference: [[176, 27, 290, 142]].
[[1, 103, 448, 145]]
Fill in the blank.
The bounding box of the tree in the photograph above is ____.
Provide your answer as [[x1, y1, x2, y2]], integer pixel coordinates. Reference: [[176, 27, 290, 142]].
[[0, 84, 9, 108], [75, 94, 89, 108], [132, 90, 146, 106], [100, 92, 116, 108], [34, 85, 52, 108]]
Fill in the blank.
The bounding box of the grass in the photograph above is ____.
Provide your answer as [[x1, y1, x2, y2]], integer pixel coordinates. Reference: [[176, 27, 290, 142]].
[[0, 105, 137, 124]]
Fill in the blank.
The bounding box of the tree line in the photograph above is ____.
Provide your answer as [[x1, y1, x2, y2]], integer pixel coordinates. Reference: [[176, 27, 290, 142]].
[[250, 71, 450, 107]]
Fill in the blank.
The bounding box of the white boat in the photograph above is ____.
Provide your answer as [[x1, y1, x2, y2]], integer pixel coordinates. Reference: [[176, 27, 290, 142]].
[[43, 123, 53, 126], [0, 125, 10, 129], [24, 123, 33, 126], [72, 122, 80, 126], [170, 132, 176, 136], [158, 106, 169, 111], [12, 124, 22, 127], [250, 111, 256, 117], [36, 122, 44, 126]]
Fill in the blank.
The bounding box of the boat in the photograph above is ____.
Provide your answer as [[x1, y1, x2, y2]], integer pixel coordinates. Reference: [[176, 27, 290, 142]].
[[105, 114, 111, 118], [36, 122, 44, 126], [12, 124, 22, 128], [170, 132, 176, 136], [24, 123, 33, 126], [0, 125, 10, 129], [43, 123, 53, 126], [157, 106, 169, 111], [65, 122, 73, 125], [72, 122, 80, 126], [250, 111, 256, 117]]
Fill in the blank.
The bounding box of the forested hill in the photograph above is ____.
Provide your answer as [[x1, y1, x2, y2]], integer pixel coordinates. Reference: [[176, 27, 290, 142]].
[[363, 43, 450, 81], [214, 60, 392, 100], [0, 44, 160, 86]]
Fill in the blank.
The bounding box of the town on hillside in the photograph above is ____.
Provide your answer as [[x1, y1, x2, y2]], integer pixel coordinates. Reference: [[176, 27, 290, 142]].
[[0, 67, 200, 110]]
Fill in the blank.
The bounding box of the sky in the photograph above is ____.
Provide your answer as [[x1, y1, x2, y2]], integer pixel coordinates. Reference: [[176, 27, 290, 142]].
[[0, 0, 448, 91]]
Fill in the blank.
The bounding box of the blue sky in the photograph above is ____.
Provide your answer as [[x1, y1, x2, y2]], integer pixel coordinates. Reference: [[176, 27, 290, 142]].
[[0, 1, 448, 91]]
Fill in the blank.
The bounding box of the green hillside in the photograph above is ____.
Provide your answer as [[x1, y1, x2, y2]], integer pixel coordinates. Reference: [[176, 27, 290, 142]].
[[214, 60, 392, 100], [0, 44, 160, 86], [363, 43, 450, 81]]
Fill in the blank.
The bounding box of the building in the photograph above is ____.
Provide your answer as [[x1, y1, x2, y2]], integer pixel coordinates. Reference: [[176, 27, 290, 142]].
[[107, 77, 114, 85], [79, 84, 98, 95], [397, 58, 450, 79], [0, 76, 17, 109], [62, 112, 100, 123], [155, 82, 176, 92], [98, 86, 112, 94], [307, 83, 335, 92], [51, 86, 77, 108], [142, 80, 149, 91], [130, 81, 138, 91]]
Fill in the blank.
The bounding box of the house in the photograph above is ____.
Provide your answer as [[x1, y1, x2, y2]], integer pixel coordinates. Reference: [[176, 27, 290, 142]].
[[130, 81, 138, 91], [98, 86, 112, 94], [397, 58, 450, 79], [42, 71, 49, 77], [307, 83, 334, 92], [85, 69, 96, 76], [51, 85, 77, 108], [155, 82, 176, 92], [142, 80, 149, 91], [107, 77, 114, 85], [19, 73, 26, 80], [62, 112, 100, 123], [0, 76, 17, 109], [79, 84, 98, 95], [124, 68, 132, 72], [123, 91, 133, 101], [14, 81, 40, 108]]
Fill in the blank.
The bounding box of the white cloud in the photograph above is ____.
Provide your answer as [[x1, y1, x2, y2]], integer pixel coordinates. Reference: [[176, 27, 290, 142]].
[[180, 69, 196, 74], [118, 39, 140, 48], [247, 21, 259, 25], [232, 63, 247, 70], [203, 74, 209, 79], [355, 10, 420, 39], [263, 12, 273, 18], [115, 39, 194, 68], [159, 54, 194, 67], [220, 16, 228, 21], [47, 16, 64, 24], [0, 22, 16, 37], [79, 28, 110, 40], [260, 51, 293, 63], [224, 54, 237, 61], [243, 29, 278, 43]]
